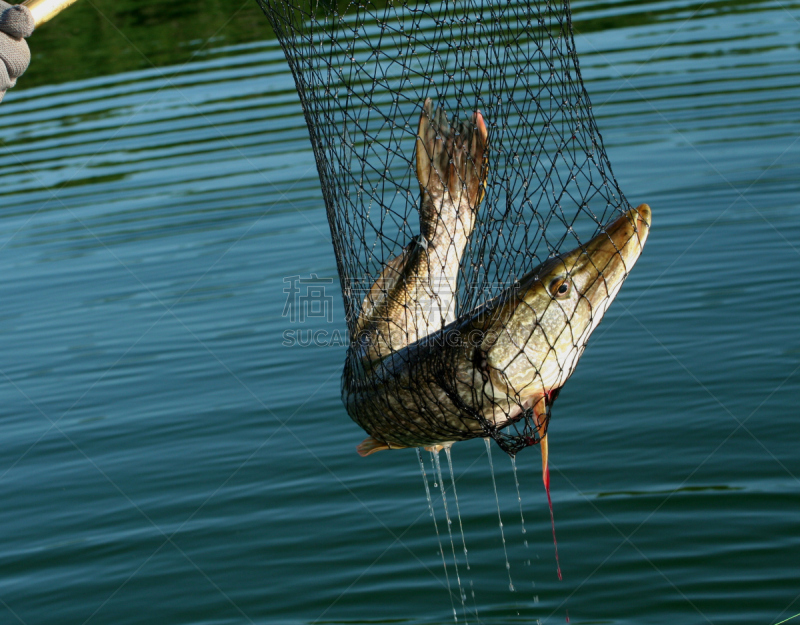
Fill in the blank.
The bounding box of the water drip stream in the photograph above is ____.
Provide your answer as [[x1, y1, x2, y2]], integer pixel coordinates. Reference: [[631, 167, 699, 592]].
[[484, 439, 515, 592], [418, 448, 457, 622], [433, 450, 468, 623]]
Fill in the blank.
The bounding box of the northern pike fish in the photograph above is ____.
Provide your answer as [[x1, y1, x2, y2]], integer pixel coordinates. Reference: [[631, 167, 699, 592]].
[[345, 100, 651, 487], [353, 98, 488, 362]]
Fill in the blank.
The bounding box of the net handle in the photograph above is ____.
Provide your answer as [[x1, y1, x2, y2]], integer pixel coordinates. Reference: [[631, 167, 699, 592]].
[[21, 0, 79, 28]]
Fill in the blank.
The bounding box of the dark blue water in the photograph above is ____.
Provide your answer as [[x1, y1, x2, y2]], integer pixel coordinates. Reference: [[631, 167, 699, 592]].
[[0, 1, 798, 624]]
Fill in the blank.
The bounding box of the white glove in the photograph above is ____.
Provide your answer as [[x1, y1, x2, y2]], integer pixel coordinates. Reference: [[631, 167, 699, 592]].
[[0, 1, 34, 102]]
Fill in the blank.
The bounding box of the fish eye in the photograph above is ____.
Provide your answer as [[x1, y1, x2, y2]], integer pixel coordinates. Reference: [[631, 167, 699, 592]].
[[548, 277, 571, 299]]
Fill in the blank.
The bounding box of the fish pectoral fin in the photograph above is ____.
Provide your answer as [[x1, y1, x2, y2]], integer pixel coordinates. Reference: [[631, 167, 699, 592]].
[[540, 433, 549, 489], [356, 437, 391, 457], [356, 436, 418, 456], [532, 396, 550, 488]]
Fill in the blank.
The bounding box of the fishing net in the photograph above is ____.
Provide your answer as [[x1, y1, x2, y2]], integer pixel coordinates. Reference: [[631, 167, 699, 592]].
[[259, 0, 642, 456]]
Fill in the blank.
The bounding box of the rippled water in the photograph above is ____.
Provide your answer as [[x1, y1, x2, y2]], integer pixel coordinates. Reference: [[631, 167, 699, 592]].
[[0, 1, 798, 624]]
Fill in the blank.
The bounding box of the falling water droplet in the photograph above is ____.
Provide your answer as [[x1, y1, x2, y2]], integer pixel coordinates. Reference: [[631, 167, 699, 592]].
[[485, 439, 515, 593], [418, 449, 457, 623], [510, 456, 528, 538], [445, 446, 478, 617], [433, 450, 469, 624]]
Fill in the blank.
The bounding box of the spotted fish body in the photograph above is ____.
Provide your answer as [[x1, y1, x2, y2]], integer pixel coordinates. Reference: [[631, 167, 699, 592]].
[[346, 204, 651, 455]]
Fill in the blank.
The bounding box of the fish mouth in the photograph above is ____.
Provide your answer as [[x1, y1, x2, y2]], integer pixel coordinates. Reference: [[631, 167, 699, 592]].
[[565, 203, 651, 305], [500, 203, 651, 392], [603, 203, 650, 263], [579, 203, 649, 268]]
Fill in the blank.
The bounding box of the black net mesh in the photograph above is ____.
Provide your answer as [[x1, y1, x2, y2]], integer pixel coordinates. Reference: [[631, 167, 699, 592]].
[[258, 0, 647, 456]]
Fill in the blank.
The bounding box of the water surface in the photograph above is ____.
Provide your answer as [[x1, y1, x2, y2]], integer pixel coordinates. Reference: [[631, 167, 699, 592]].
[[0, 1, 798, 624]]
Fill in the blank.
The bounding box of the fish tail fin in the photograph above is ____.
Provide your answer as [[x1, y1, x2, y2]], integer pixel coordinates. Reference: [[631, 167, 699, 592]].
[[416, 98, 489, 215]]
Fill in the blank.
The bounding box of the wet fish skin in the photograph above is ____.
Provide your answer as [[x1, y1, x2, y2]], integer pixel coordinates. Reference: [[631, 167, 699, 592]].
[[354, 99, 488, 363], [483, 204, 651, 405], [346, 204, 651, 454], [416, 98, 488, 249]]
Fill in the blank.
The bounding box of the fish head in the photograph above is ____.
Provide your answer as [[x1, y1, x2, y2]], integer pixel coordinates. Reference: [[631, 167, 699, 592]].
[[486, 204, 651, 395], [547, 203, 651, 327]]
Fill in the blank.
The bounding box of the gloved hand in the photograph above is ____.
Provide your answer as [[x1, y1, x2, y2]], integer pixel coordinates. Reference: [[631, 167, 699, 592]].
[[0, 0, 34, 102]]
